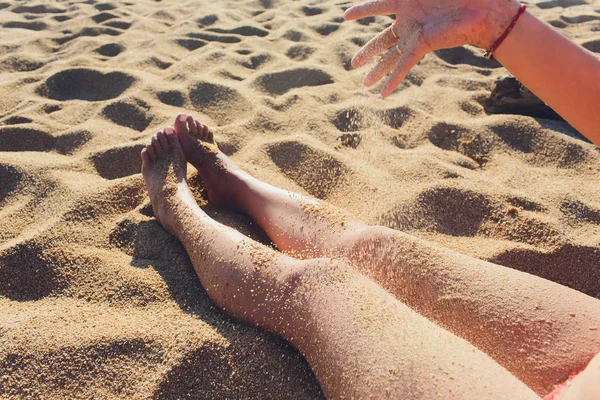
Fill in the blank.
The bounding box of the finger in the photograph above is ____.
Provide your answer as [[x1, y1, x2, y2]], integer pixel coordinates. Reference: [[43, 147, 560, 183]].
[[364, 44, 404, 87], [381, 47, 424, 98], [352, 25, 400, 69], [344, 0, 395, 21]]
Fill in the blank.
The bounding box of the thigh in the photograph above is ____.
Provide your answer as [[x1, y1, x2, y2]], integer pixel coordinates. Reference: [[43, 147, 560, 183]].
[[282, 257, 538, 399], [340, 226, 600, 395]]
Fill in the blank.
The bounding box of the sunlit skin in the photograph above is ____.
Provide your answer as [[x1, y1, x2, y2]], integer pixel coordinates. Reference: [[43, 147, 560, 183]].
[[344, 0, 600, 142], [140, 114, 600, 399]]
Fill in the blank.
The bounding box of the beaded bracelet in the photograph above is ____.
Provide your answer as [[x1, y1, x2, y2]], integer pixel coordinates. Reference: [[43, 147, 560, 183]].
[[484, 4, 527, 61]]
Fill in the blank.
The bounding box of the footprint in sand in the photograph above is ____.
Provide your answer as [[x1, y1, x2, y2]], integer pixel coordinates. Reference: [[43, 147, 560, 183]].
[[254, 67, 334, 96], [491, 244, 600, 298], [3, 21, 48, 31], [92, 12, 118, 23], [428, 122, 492, 166], [95, 43, 125, 57], [0, 126, 91, 154], [189, 81, 252, 125], [101, 99, 153, 132], [174, 38, 207, 51], [38, 68, 135, 101], [91, 144, 146, 180], [582, 39, 600, 53], [0, 239, 68, 301], [0, 162, 22, 204], [267, 140, 351, 200]]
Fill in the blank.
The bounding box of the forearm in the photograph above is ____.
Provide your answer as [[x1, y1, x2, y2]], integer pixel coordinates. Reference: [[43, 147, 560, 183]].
[[493, 10, 600, 143]]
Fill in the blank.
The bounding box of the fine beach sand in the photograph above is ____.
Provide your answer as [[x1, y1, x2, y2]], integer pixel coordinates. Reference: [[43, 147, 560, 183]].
[[1, 0, 599, 398]]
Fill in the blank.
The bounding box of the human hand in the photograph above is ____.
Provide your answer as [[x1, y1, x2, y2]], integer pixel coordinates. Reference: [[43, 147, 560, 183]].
[[344, 0, 521, 97]]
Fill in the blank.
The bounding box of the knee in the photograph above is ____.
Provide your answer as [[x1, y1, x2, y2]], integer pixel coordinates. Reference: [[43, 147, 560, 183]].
[[342, 225, 402, 258], [280, 257, 354, 302]]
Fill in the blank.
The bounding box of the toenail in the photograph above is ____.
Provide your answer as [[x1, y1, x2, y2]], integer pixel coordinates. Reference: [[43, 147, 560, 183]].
[[179, 115, 187, 122]]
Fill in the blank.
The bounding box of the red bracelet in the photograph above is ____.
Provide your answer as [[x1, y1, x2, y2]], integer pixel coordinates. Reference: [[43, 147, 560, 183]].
[[484, 4, 527, 61]]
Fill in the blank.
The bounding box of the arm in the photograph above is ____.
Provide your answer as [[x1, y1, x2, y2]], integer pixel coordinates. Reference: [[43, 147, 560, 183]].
[[344, 0, 600, 143], [493, 11, 600, 144]]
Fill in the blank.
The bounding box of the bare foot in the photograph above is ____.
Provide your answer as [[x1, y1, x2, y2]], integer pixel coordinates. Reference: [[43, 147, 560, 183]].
[[173, 114, 248, 210], [141, 127, 196, 233]]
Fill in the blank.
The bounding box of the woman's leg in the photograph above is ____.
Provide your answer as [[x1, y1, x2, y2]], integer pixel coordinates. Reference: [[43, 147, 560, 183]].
[[141, 127, 538, 399], [172, 115, 600, 395]]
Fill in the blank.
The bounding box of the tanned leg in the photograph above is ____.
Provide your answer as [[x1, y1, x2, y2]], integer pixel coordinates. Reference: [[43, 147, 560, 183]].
[[172, 114, 600, 396], [141, 126, 538, 399]]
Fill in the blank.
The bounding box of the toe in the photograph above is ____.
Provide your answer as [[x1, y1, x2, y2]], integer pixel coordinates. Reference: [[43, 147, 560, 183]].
[[152, 133, 165, 156], [157, 130, 169, 151], [141, 148, 150, 165], [146, 143, 156, 162], [195, 119, 211, 142], [174, 113, 188, 135], [198, 120, 214, 143], [186, 115, 198, 137], [164, 127, 178, 146]]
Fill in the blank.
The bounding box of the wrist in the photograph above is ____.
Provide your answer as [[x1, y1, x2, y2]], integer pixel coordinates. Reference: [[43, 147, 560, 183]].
[[476, 0, 522, 49]]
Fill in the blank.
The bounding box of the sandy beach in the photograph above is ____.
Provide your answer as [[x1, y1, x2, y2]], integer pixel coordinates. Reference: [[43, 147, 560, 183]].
[[1, 0, 599, 398]]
